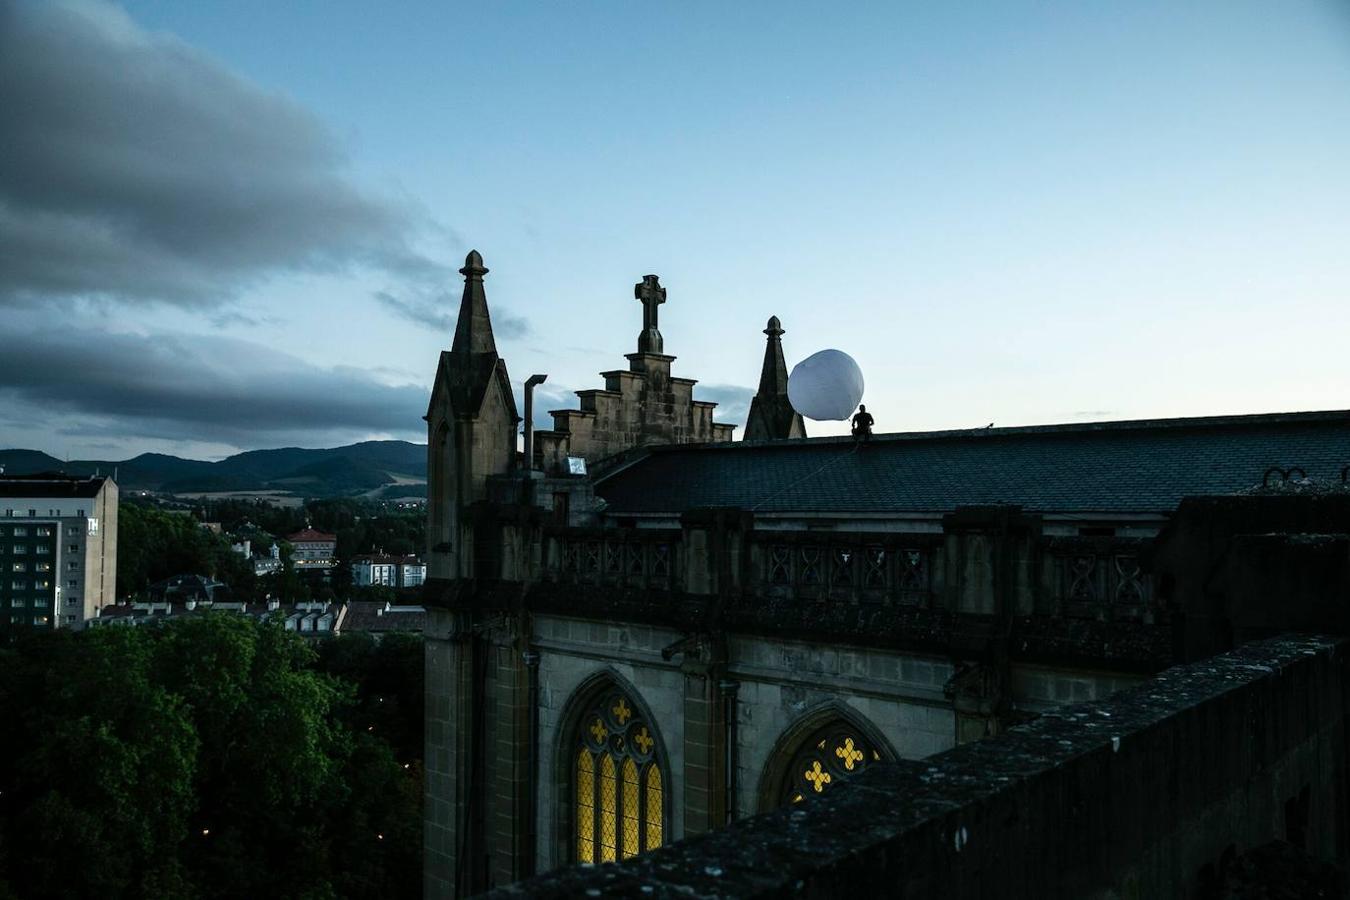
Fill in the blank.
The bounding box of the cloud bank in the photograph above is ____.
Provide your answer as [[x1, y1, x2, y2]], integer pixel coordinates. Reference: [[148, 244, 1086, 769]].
[[0, 0, 445, 309], [0, 323, 428, 449]]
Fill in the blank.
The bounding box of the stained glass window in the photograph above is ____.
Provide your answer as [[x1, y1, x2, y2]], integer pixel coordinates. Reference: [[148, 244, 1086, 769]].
[[781, 721, 886, 806], [573, 688, 664, 864]]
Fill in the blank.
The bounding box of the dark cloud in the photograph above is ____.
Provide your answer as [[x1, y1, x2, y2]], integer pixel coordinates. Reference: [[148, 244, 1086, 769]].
[[374, 289, 529, 340], [0, 0, 445, 309], [694, 384, 754, 428], [0, 323, 429, 447]]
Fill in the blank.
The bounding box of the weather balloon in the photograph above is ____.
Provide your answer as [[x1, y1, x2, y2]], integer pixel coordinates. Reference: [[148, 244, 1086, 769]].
[[787, 349, 864, 421]]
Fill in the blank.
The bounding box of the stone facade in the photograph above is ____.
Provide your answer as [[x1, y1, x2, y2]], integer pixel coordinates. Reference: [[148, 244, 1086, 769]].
[[532, 275, 736, 476], [420, 248, 1350, 897]]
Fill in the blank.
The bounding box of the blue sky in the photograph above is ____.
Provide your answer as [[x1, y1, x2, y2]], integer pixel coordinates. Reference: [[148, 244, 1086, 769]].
[[3, 0, 1349, 459]]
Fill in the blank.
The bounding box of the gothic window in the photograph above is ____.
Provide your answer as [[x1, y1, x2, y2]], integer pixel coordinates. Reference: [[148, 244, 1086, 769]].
[[574, 688, 664, 864], [780, 720, 885, 805]]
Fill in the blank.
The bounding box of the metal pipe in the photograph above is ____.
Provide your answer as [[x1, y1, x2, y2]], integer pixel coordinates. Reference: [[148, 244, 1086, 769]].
[[523, 648, 541, 876], [523, 374, 548, 472], [719, 678, 740, 824]]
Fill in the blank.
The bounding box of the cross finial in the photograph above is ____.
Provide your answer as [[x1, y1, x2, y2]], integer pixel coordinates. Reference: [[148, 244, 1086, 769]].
[[634, 274, 666, 353]]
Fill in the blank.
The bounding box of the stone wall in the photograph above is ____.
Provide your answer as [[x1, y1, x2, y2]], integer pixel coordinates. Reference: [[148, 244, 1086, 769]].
[[532, 614, 689, 873], [486, 633, 1350, 899], [725, 635, 956, 815]]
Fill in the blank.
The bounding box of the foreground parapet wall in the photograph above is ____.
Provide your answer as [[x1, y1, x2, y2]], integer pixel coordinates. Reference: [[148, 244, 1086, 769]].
[[485, 634, 1349, 899]]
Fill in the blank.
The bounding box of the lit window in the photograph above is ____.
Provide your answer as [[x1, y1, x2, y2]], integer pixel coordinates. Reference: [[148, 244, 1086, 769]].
[[10, 563, 24, 573], [574, 688, 664, 864], [780, 721, 886, 805], [35, 527, 51, 537], [35, 562, 50, 571]]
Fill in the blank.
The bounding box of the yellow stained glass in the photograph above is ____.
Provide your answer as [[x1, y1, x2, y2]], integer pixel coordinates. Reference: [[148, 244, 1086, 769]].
[[576, 750, 594, 863], [644, 765, 663, 850], [621, 758, 640, 859], [835, 737, 863, 771], [599, 755, 617, 862]]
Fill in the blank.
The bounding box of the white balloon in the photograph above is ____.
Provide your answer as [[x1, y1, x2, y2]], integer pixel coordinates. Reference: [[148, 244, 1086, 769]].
[[787, 349, 865, 421]]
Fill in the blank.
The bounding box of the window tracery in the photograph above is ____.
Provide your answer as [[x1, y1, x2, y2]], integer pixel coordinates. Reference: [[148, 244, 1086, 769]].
[[781, 720, 885, 805], [574, 688, 664, 863]]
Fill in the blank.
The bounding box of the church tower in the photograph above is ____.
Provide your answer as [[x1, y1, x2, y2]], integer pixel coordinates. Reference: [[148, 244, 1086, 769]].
[[424, 250, 520, 585], [743, 315, 805, 441]]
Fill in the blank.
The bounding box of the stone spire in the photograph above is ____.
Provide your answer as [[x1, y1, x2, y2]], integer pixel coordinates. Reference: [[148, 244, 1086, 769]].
[[451, 249, 496, 355], [743, 315, 806, 441]]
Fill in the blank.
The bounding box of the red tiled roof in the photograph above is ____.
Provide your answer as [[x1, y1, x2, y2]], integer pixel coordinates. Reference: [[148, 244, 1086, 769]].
[[286, 528, 337, 542]]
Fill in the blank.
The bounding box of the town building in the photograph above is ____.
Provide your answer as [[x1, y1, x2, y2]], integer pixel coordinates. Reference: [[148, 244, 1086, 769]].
[[285, 527, 337, 571], [352, 554, 398, 587], [340, 600, 427, 636], [252, 543, 282, 577], [398, 557, 426, 588], [0, 473, 118, 630], [352, 554, 426, 588], [94, 597, 339, 636], [420, 251, 1350, 897]]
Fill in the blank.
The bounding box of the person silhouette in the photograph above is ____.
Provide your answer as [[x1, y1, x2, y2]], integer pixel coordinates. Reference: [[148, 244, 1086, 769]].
[[851, 404, 874, 443]]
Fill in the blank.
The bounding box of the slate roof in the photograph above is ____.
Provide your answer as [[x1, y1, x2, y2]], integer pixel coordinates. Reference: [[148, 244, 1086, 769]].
[[594, 410, 1350, 516], [340, 601, 426, 634]]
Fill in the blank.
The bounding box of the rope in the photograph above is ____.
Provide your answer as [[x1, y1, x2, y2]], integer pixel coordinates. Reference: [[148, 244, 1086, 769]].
[[749, 441, 863, 512]]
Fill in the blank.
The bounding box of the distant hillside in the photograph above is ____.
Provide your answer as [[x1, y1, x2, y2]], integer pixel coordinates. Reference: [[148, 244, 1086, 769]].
[[0, 441, 427, 499]]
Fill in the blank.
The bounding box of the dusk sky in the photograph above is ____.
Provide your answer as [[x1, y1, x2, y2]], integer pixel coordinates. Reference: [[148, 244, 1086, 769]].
[[3, 0, 1349, 460]]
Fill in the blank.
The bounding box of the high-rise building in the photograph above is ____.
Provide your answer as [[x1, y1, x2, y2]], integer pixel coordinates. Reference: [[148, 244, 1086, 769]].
[[0, 473, 118, 630]]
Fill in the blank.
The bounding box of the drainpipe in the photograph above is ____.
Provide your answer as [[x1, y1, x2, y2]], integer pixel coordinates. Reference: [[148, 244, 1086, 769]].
[[523, 374, 548, 473], [523, 648, 541, 876], [719, 678, 740, 824]]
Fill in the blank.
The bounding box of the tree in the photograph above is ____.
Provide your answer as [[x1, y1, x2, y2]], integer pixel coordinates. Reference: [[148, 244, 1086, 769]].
[[0, 628, 198, 899], [0, 616, 422, 899]]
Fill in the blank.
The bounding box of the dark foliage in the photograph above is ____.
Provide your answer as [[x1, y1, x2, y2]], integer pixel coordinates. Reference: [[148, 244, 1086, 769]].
[[0, 617, 422, 900]]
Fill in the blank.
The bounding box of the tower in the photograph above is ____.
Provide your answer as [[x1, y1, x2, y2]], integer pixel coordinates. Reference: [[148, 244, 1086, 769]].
[[424, 250, 521, 585], [743, 315, 806, 441]]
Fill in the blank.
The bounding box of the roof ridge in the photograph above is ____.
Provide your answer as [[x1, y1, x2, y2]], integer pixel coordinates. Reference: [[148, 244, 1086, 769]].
[[649, 408, 1350, 453]]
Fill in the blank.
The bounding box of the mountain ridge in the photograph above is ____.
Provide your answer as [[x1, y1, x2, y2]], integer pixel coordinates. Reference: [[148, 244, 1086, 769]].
[[0, 440, 429, 498]]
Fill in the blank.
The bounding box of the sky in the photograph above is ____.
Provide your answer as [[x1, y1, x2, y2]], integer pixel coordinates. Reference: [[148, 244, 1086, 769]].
[[2, 0, 1349, 461]]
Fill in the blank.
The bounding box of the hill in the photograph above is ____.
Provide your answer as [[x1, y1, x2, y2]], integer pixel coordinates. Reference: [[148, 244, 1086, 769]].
[[0, 441, 428, 499]]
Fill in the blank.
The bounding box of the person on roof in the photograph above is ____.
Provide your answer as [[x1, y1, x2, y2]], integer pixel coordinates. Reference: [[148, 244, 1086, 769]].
[[851, 404, 874, 443]]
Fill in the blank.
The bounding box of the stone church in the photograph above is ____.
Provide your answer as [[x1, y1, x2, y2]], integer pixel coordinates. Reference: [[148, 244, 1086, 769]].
[[422, 251, 1350, 897]]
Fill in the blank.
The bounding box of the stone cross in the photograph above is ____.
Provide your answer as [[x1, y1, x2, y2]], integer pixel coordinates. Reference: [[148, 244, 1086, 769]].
[[634, 274, 666, 353]]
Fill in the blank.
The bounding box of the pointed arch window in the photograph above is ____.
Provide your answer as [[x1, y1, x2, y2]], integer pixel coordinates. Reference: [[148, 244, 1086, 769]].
[[574, 689, 664, 863], [781, 720, 885, 805]]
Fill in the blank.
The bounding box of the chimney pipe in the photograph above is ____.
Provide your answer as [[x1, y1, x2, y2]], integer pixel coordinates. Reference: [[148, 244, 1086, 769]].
[[523, 374, 548, 472]]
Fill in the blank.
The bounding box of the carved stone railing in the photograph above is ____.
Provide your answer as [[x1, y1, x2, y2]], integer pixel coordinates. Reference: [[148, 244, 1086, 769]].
[[1041, 536, 1153, 622], [749, 533, 943, 607], [542, 529, 681, 593]]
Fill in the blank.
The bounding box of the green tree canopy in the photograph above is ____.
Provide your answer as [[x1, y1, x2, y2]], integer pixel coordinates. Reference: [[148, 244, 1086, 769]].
[[0, 616, 420, 899]]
